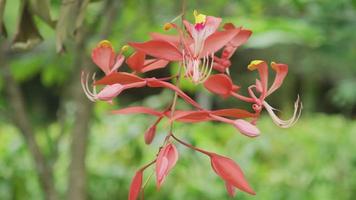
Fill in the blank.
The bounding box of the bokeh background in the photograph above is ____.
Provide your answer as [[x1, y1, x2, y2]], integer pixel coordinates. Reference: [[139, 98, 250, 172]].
[[0, 0, 356, 199]]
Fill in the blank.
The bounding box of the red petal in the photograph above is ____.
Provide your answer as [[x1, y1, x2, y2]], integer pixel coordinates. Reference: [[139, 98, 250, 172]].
[[169, 110, 212, 123], [126, 51, 146, 72], [150, 33, 180, 47], [147, 79, 202, 109], [144, 124, 156, 145], [233, 119, 260, 137], [96, 84, 124, 101], [129, 40, 182, 61], [210, 153, 255, 195], [128, 170, 143, 200], [111, 106, 162, 117], [211, 109, 256, 119], [222, 28, 252, 59], [248, 60, 268, 97], [91, 41, 115, 74], [141, 59, 169, 73], [200, 29, 240, 57], [204, 74, 233, 98], [225, 182, 236, 197], [156, 143, 178, 188], [95, 72, 145, 85], [267, 62, 288, 95]]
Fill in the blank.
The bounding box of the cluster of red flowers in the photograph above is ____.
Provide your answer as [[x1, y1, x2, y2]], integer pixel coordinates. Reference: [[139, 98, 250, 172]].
[[81, 10, 302, 200]]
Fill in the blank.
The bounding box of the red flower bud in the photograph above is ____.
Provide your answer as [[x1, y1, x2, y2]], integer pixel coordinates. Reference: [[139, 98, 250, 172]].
[[210, 153, 255, 195], [234, 119, 260, 137], [156, 143, 178, 188]]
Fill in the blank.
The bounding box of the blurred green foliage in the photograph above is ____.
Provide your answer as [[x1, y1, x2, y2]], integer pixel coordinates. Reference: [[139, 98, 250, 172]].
[[1, 0, 356, 199], [0, 113, 355, 199]]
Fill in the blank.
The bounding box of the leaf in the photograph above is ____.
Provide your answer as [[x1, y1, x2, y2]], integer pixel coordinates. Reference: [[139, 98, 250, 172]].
[[210, 153, 255, 195], [28, 0, 55, 27], [56, 0, 89, 52], [12, 0, 43, 50], [128, 170, 143, 200]]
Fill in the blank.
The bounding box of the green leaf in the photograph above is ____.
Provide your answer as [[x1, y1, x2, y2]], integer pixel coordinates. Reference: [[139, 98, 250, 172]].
[[55, 0, 89, 52], [12, 0, 43, 50], [28, 0, 55, 28]]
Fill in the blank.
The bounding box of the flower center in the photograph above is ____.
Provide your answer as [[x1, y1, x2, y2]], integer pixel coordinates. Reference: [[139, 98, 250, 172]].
[[193, 10, 206, 31]]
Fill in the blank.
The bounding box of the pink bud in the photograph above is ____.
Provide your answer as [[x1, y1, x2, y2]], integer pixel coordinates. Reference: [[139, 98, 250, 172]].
[[156, 143, 178, 188], [96, 84, 123, 101], [128, 170, 143, 200], [144, 125, 156, 145], [234, 119, 260, 137]]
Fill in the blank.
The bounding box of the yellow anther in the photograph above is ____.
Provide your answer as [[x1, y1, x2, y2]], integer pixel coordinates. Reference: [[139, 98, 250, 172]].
[[163, 23, 173, 31], [121, 45, 129, 52], [248, 60, 264, 70], [98, 40, 112, 48], [271, 61, 277, 70], [193, 10, 206, 24]]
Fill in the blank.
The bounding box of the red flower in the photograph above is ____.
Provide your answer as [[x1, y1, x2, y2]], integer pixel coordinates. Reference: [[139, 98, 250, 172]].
[[247, 60, 302, 128]]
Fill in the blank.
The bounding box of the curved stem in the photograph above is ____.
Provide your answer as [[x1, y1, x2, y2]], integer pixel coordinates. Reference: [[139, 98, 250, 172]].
[[231, 92, 256, 103], [171, 134, 211, 156]]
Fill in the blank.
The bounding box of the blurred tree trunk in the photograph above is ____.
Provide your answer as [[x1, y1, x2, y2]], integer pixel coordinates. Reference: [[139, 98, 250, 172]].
[[66, 0, 121, 199], [0, 44, 58, 200]]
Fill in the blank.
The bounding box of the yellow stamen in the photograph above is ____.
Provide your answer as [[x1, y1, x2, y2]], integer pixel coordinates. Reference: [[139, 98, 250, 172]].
[[248, 60, 264, 70], [98, 40, 112, 48], [121, 45, 129, 52], [163, 23, 173, 31], [193, 10, 206, 24]]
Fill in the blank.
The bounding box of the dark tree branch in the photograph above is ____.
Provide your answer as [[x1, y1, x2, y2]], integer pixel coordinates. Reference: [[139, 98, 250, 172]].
[[0, 44, 58, 200]]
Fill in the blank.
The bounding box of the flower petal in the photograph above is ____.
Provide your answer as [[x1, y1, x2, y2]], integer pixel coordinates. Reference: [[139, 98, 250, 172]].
[[129, 40, 182, 61], [267, 62, 288, 96], [111, 106, 163, 117], [233, 119, 260, 137], [210, 153, 255, 195], [95, 72, 145, 85], [211, 109, 257, 119], [91, 40, 115, 74], [126, 51, 146, 72], [147, 79, 202, 109], [141, 59, 169, 73], [248, 60, 268, 97], [128, 170, 143, 200], [156, 143, 178, 188], [204, 74, 233, 98], [200, 29, 240, 57]]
